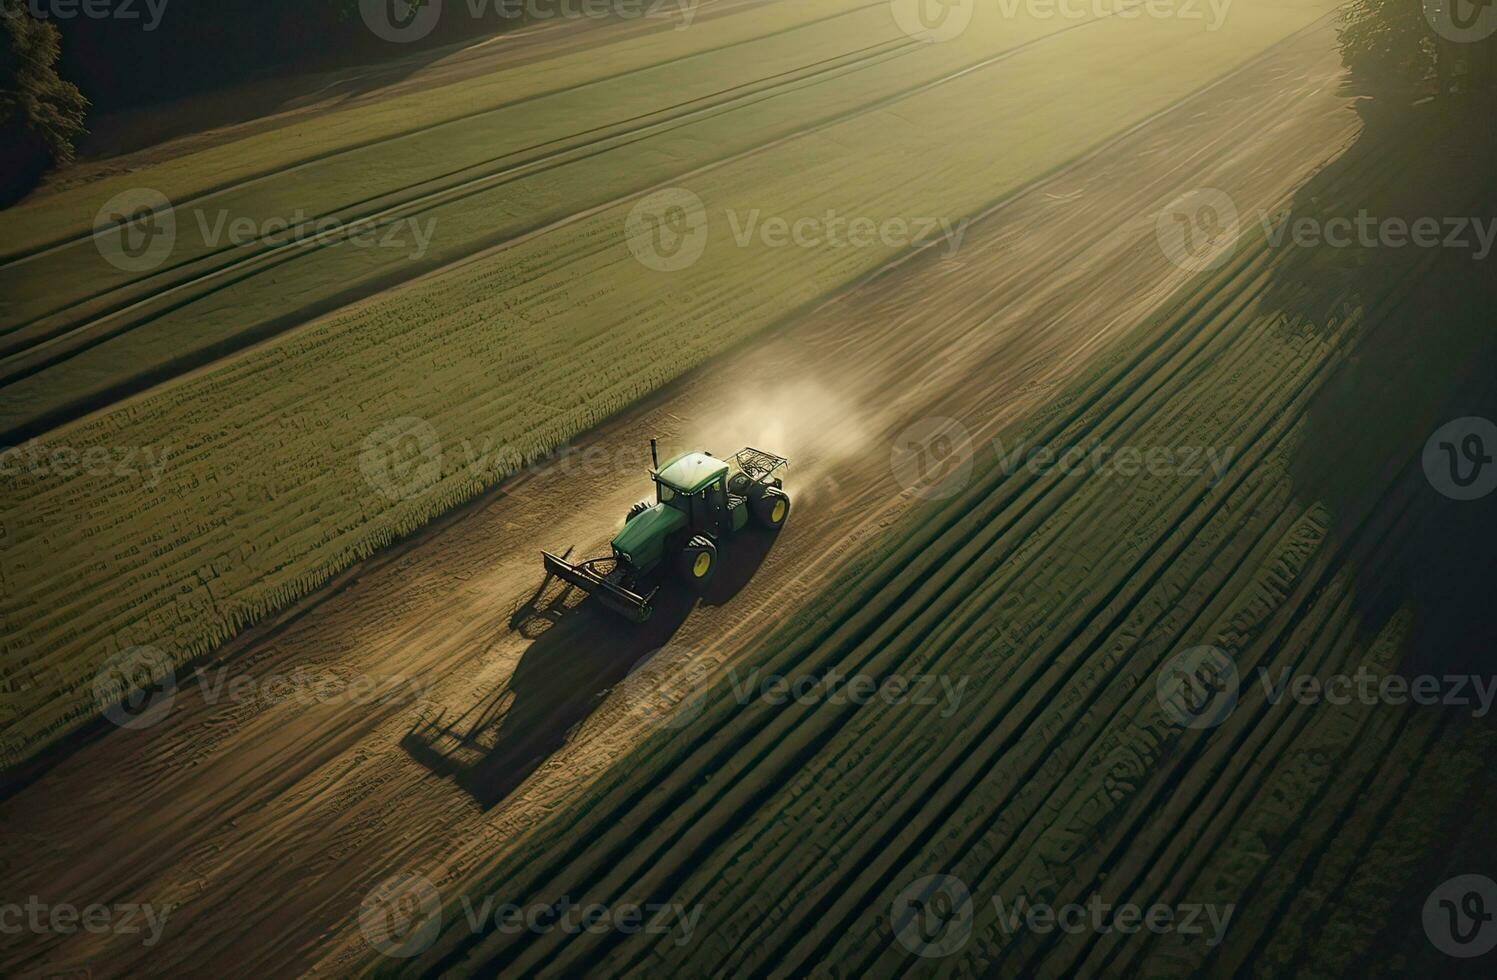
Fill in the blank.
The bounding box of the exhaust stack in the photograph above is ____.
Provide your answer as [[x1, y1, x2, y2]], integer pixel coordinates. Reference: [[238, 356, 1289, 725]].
[[650, 438, 659, 469]]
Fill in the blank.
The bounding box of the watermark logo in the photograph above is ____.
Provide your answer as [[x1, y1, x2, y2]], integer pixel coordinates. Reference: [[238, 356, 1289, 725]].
[[625, 187, 709, 272], [360, 872, 444, 958], [890, 417, 974, 500], [92, 645, 176, 730], [1157, 645, 1238, 729], [360, 0, 442, 42], [890, 0, 975, 42], [1156, 188, 1240, 272], [890, 874, 974, 957], [1424, 0, 1497, 43], [1424, 874, 1497, 957], [94, 188, 175, 273], [361, 417, 445, 501], [1423, 417, 1497, 501]]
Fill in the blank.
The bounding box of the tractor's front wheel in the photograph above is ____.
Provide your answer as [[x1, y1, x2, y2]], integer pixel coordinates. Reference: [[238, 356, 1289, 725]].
[[677, 535, 718, 591], [751, 487, 791, 529]]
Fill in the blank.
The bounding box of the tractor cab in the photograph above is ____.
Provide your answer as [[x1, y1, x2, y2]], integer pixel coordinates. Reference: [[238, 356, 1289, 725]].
[[652, 451, 740, 536]]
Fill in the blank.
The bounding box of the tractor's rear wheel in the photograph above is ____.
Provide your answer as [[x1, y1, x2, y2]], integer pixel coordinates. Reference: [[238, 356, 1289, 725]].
[[751, 487, 790, 529], [677, 535, 718, 591]]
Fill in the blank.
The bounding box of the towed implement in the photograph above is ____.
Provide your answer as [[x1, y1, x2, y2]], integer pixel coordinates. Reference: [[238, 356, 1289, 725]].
[[541, 441, 790, 622]]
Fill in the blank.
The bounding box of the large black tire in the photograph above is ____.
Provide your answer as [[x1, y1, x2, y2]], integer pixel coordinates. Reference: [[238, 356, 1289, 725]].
[[677, 535, 718, 591], [625, 499, 651, 523], [751, 486, 790, 529]]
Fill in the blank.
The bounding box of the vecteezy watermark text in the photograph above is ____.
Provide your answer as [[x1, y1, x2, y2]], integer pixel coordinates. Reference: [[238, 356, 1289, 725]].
[[991, 436, 1234, 481], [0, 441, 173, 489], [888, 0, 1233, 43], [1157, 188, 1497, 272], [1259, 667, 1497, 717], [725, 208, 970, 257], [889, 874, 1233, 958], [93, 645, 437, 731], [889, 415, 1237, 501], [359, 0, 700, 43], [728, 667, 967, 717], [1157, 645, 1497, 729], [460, 896, 702, 945], [1258, 210, 1497, 260], [92, 188, 437, 273], [0, 897, 174, 947], [625, 187, 971, 272], [4, 0, 169, 30], [358, 872, 703, 959]]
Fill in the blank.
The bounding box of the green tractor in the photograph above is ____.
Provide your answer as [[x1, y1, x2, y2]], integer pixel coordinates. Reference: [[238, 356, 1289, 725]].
[[541, 442, 790, 622]]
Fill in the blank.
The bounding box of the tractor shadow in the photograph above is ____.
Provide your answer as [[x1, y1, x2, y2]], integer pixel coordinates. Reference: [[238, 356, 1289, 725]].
[[402, 529, 779, 810]]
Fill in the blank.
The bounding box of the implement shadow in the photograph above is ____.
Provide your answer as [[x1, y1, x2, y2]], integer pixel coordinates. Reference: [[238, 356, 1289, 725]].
[[403, 529, 779, 809]]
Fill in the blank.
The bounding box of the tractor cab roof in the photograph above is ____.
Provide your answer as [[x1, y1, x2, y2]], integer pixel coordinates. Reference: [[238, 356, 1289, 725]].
[[655, 451, 729, 494]]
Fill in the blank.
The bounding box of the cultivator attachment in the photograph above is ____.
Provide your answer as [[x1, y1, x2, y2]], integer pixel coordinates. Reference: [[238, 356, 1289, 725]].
[[734, 447, 789, 483], [541, 550, 657, 623]]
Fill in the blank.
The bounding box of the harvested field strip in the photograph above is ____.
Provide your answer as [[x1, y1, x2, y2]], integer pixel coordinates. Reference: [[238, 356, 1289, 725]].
[[0, 2, 1344, 768], [398, 104, 1497, 977]]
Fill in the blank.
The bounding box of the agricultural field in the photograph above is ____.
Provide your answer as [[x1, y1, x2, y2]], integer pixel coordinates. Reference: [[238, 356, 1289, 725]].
[[2, 0, 1495, 977], [0, 0, 1342, 767]]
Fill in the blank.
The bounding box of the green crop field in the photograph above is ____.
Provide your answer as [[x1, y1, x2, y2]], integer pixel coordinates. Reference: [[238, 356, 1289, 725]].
[[0, 0, 1343, 767], [391, 101, 1497, 977]]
